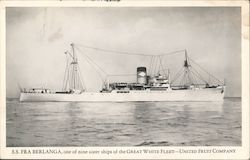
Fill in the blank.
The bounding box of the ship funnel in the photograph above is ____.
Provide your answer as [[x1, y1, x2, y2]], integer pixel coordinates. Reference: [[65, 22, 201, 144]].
[[137, 67, 147, 84]]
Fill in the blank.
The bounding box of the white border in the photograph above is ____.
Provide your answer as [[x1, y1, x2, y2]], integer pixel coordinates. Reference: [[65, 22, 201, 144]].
[[0, 1, 249, 159]]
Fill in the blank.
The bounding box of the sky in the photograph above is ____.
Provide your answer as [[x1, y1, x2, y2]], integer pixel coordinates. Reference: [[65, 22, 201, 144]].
[[6, 7, 241, 98]]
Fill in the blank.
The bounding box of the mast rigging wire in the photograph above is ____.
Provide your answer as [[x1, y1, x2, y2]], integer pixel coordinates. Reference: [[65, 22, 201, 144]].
[[68, 43, 223, 87], [75, 43, 185, 57], [158, 55, 168, 77], [188, 57, 223, 85], [62, 53, 69, 91], [75, 47, 107, 83], [108, 74, 136, 77]]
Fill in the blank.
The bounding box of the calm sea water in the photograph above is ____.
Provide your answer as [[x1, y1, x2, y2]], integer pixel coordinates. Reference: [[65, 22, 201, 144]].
[[6, 98, 241, 147]]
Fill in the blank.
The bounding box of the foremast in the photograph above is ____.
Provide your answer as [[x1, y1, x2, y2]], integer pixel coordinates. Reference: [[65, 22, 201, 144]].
[[62, 43, 85, 94]]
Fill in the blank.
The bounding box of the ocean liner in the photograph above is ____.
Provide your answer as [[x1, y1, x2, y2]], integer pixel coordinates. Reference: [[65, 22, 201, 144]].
[[19, 43, 225, 102]]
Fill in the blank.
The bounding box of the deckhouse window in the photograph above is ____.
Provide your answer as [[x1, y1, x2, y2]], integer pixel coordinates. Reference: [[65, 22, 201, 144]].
[[117, 91, 130, 93]]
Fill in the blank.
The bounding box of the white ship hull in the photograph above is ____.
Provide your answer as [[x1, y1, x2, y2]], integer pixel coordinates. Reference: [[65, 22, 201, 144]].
[[20, 87, 225, 102]]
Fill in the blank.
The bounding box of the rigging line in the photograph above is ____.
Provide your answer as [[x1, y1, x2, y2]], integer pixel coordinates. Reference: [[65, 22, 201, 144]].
[[171, 72, 183, 85], [190, 70, 207, 85], [65, 51, 74, 60], [179, 72, 187, 87], [150, 56, 156, 76], [190, 67, 202, 84], [185, 71, 190, 85], [148, 56, 153, 76], [66, 59, 71, 90], [211, 77, 219, 85], [149, 56, 154, 75], [188, 70, 195, 85], [183, 73, 187, 86], [157, 57, 161, 75], [154, 56, 159, 76], [70, 65, 74, 89], [190, 68, 209, 84], [173, 69, 185, 86], [154, 57, 158, 76], [108, 74, 136, 77], [65, 50, 89, 89], [186, 72, 190, 85], [158, 55, 168, 77], [76, 43, 186, 57], [72, 64, 76, 89], [191, 66, 213, 85], [179, 74, 184, 87], [190, 67, 207, 84], [77, 63, 86, 91], [202, 69, 219, 84], [176, 72, 185, 86], [177, 73, 183, 86], [80, 53, 106, 83], [75, 46, 108, 76], [150, 56, 155, 76], [170, 67, 184, 84], [189, 69, 198, 86], [183, 71, 188, 86], [75, 74, 78, 89], [76, 43, 152, 57], [153, 56, 159, 76], [157, 56, 161, 75], [75, 47, 106, 82], [187, 69, 192, 85], [159, 49, 186, 56], [65, 63, 70, 91], [186, 57, 210, 84], [65, 55, 71, 90], [70, 67, 74, 89], [69, 64, 72, 89], [82, 53, 106, 82], [190, 70, 198, 86], [188, 57, 223, 84], [62, 54, 69, 91], [158, 68, 170, 72]]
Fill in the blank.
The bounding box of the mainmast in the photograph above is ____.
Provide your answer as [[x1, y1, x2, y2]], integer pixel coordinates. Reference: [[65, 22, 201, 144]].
[[182, 50, 192, 87], [171, 49, 224, 88], [184, 50, 190, 68]]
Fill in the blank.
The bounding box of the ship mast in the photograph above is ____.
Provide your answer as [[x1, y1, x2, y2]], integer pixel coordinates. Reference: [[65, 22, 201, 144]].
[[71, 43, 77, 90], [170, 49, 224, 88], [183, 50, 192, 87], [62, 43, 85, 93]]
